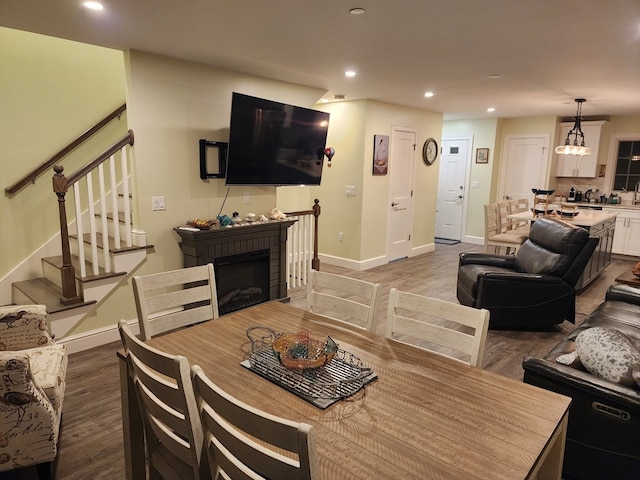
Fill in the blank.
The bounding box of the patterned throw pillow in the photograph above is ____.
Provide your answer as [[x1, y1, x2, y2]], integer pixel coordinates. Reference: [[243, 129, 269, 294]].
[[557, 327, 640, 388]]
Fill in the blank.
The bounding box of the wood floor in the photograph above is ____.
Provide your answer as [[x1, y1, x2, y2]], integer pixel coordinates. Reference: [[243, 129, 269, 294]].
[[3, 242, 636, 479]]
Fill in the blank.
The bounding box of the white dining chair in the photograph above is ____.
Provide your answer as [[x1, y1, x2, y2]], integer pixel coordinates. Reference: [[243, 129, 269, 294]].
[[133, 263, 219, 340], [118, 320, 207, 479], [386, 288, 490, 368], [191, 365, 320, 480], [305, 269, 380, 332], [484, 203, 527, 255]]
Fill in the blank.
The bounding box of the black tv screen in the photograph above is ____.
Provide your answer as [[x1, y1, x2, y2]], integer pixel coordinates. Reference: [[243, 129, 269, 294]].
[[225, 92, 330, 186]]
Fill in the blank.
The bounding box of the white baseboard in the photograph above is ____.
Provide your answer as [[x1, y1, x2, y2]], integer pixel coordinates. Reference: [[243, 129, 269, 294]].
[[318, 243, 436, 272], [60, 318, 139, 355], [463, 235, 484, 246]]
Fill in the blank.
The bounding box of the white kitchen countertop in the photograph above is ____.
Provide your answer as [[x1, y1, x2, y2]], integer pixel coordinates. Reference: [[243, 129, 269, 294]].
[[507, 209, 617, 228], [559, 202, 640, 211]]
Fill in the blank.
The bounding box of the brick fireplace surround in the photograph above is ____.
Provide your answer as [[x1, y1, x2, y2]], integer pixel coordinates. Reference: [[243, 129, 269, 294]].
[[174, 220, 296, 314]]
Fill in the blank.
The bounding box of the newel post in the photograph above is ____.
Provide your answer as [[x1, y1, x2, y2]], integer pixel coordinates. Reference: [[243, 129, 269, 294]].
[[53, 165, 81, 305], [312, 198, 321, 270]]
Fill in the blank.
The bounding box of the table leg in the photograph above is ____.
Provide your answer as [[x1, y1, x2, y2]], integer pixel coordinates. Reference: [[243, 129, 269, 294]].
[[528, 411, 568, 480], [119, 353, 146, 480]]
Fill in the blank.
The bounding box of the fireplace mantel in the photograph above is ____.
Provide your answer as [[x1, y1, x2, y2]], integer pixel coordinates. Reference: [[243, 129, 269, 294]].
[[174, 220, 296, 311]]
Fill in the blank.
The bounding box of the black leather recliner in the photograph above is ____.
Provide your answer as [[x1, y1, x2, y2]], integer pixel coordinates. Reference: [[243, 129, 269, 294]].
[[457, 216, 598, 329], [522, 284, 640, 480]]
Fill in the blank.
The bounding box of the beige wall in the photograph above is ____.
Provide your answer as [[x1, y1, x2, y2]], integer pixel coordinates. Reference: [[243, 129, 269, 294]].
[[0, 27, 126, 278], [309, 100, 442, 265]]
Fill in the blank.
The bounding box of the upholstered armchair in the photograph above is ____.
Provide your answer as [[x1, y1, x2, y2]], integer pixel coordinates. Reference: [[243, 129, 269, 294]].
[[0, 305, 68, 479], [457, 216, 598, 329]]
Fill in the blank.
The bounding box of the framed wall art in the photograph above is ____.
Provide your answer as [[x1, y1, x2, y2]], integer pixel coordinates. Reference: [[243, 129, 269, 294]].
[[476, 148, 489, 164], [373, 134, 389, 175]]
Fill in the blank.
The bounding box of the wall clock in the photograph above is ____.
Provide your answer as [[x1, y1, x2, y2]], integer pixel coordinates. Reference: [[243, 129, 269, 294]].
[[422, 137, 438, 165]]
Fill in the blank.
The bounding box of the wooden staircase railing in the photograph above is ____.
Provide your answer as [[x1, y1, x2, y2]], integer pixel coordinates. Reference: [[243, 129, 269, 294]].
[[52, 130, 135, 305], [284, 198, 321, 288], [5, 103, 127, 195]]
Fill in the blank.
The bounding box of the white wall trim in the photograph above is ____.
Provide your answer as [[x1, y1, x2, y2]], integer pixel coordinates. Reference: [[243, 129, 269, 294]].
[[462, 235, 484, 246], [319, 243, 435, 272], [60, 317, 139, 355]]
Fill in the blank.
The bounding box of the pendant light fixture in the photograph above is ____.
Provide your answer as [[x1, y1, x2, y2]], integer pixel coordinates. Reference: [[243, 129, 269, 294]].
[[555, 98, 591, 156]]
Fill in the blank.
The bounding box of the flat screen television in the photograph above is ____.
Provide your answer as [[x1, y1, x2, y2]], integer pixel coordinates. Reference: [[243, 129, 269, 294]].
[[225, 92, 330, 186]]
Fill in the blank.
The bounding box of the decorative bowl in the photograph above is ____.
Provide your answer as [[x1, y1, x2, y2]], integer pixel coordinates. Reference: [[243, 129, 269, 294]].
[[271, 330, 338, 372], [557, 209, 579, 218], [532, 188, 555, 195]]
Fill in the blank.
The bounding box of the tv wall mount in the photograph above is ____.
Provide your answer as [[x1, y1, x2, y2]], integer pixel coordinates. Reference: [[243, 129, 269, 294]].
[[199, 139, 227, 179]]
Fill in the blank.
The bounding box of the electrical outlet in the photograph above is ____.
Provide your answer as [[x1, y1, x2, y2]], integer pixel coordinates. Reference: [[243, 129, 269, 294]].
[[345, 186, 356, 196], [243, 192, 251, 204], [151, 196, 166, 211], [338, 232, 344, 241]]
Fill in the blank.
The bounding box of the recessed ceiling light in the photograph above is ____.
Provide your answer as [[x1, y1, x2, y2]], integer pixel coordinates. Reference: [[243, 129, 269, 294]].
[[83, 1, 104, 10], [345, 70, 356, 77], [487, 107, 496, 113], [320, 98, 329, 103], [350, 8, 366, 15], [487, 74, 502, 79], [424, 91, 434, 98]]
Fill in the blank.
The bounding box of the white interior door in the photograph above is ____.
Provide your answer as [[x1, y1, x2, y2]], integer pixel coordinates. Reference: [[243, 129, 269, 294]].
[[386, 127, 416, 262], [436, 138, 471, 240], [500, 134, 550, 203]]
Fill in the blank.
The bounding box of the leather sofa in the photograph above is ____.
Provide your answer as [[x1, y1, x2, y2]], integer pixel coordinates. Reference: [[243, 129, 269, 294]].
[[457, 216, 598, 329], [522, 284, 640, 480]]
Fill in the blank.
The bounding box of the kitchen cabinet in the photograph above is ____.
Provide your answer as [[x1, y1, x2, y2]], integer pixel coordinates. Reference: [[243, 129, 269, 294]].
[[556, 120, 607, 177], [605, 207, 640, 256], [575, 216, 616, 290]]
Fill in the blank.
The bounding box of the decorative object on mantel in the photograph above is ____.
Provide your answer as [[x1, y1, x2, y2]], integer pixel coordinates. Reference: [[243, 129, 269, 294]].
[[633, 261, 640, 278], [324, 146, 335, 168], [187, 218, 216, 229], [231, 212, 242, 224], [269, 207, 287, 220], [217, 214, 232, 227], [555, 98, 592, 156]]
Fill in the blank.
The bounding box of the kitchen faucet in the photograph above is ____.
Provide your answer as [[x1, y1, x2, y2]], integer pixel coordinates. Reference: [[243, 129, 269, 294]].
[[634, 181, 640, 205]]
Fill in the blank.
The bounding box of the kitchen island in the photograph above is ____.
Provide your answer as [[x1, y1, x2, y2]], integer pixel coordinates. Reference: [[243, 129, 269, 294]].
[[507, 209, 617, 290]]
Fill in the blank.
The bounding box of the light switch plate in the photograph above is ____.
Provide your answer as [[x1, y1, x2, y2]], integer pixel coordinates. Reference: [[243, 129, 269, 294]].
[[345, 186, 356, 196], [152, 196, 166, 211]]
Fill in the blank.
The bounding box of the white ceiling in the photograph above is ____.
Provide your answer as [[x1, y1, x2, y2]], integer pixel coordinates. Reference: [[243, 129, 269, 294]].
[[1, 0, 639, 120]]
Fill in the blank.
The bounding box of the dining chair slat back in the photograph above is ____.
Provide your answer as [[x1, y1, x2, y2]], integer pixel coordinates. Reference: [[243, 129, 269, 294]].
[[118, 320, 206, 479], [484, 203, 527, 254], [133, 263, 219, 340], [386, 289, 490, 368], [191, 365, 320, 480], [305, 269, 380, 332]]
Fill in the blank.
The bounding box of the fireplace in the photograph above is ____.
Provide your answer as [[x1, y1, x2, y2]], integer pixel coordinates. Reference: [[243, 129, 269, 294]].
[[215, 250, 270, 315], [175, 219, 296, 315]]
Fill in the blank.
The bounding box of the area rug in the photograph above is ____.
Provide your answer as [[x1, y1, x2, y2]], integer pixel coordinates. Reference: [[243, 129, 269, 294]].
[[434, 237, 460, 245]]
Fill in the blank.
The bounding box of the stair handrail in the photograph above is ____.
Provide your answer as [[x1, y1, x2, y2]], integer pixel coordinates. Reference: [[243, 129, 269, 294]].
[[5, 103, 127, 195], [52, 129, 134, 305]]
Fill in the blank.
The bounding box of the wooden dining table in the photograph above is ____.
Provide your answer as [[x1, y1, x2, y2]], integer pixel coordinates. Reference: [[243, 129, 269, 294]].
[[119, 301, 570, 480]]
